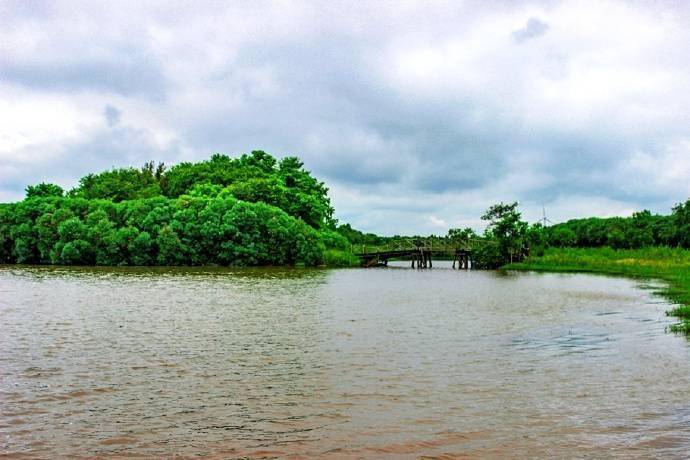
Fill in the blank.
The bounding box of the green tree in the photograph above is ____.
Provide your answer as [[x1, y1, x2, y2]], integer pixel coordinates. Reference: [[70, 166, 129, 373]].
[[52, 217, 94, 264], [71, 166, 162, 201], [156, 225, 186, 265], [481, 202, 528, 265], [26, 183, 64, 198], [671, 199, 690, 248], [447, 227, 477, 247]]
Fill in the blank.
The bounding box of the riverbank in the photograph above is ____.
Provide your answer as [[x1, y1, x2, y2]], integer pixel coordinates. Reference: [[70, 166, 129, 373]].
[[505, 247, 690, 334]]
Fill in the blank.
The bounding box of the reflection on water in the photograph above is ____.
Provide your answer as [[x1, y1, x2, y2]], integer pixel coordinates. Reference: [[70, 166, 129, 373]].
[[1, 262, 690, 458]]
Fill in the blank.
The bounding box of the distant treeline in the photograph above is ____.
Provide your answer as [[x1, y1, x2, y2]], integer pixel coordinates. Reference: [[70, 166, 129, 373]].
[[539, 204, 690, 250], [0, 151, 352, 266], [322, 199, 690, 269]]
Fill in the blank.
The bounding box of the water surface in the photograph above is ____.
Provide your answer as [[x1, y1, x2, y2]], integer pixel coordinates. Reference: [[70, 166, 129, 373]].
[[1, 263, 689, 458]]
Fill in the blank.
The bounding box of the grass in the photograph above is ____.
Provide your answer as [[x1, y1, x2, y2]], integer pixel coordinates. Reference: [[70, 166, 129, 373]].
[[505, 247, 690, 334], [323, 249, 361, 267]]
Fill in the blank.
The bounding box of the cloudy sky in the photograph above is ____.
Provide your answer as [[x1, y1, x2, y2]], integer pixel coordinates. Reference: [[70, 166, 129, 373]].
[[2, 1, 690, 234]]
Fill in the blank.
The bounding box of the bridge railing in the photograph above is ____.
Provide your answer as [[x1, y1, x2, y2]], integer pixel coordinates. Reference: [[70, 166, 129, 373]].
[[351, 237, 488, 256]]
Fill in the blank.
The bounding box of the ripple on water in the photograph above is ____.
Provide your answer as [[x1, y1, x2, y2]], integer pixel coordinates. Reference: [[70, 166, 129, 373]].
[[0, 265, 688, 458], [507, 329, 615, 356]]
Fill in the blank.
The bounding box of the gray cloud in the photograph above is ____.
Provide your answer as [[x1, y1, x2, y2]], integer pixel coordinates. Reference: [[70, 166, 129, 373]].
[[1, 53, 168, 99], [104, 105, 121, 127], [1, 1, 690, 234], [512, 17, 549, 43]]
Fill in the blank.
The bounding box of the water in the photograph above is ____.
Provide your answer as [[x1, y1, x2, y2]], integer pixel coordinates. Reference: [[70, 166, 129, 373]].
[[1, 262, 689, 458]]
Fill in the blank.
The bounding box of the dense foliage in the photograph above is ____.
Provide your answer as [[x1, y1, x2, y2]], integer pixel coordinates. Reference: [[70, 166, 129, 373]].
[[447, 198, 690, 269], [539, 202, 690, 250], [0, 151, 342, 267], [69, 151, 334, 229], [0, 195, 325, 266]]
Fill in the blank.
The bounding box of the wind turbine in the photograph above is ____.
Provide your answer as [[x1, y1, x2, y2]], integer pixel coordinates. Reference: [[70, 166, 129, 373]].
[[540, 204, 553, 227]]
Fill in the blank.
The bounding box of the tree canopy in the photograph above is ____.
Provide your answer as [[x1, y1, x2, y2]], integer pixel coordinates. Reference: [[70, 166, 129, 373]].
[[1, 151, 337, 266], [67, 151, 334, 229]]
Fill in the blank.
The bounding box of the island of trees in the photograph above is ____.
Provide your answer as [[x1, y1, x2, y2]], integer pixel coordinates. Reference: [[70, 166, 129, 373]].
[[0, 151, 353, 267]]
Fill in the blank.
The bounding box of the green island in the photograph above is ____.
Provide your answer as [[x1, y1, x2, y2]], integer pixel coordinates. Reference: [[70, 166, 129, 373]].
[[1, 150, 689, 332], [0, 151, 355, 268]]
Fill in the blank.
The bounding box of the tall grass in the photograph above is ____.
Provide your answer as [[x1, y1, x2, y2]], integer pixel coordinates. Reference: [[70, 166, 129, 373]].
[[323, 249, 361, 267], [506, 247, 690, 334]]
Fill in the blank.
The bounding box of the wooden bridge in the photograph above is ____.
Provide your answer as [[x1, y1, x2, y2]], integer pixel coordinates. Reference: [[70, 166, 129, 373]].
[[353, 239, 475, 269]]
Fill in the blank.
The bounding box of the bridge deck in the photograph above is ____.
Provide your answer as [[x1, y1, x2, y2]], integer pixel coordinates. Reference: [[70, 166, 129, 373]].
[[353, 247, 473, 268]]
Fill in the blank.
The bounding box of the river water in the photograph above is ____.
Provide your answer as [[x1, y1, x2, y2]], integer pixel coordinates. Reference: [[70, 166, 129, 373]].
[[1, 262, 689, 458]]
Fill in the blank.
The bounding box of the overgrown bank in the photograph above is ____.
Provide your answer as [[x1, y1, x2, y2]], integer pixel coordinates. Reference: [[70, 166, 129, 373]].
[[506, 247, 690, 333]]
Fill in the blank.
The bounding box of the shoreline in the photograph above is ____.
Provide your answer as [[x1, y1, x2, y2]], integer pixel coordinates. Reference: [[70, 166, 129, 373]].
[[505, 247, 690, 334]]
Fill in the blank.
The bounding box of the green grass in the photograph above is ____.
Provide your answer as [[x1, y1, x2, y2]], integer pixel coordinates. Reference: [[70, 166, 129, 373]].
[[323, 249, 361, 267], [505, 247, 690, 334]]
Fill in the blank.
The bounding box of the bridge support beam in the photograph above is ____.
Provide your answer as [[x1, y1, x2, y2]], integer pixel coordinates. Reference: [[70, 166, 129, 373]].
[[453, 250, 472, 270]]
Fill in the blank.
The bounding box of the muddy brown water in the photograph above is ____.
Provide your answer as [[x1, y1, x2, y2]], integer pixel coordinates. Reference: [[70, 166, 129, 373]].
[[1, 262, 689, 458]]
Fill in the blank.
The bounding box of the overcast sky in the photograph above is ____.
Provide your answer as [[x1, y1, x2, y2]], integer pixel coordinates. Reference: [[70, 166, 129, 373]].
[[2, 1, 690, 234]]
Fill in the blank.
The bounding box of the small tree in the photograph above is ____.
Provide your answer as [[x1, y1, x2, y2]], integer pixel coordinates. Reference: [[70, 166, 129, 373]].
[[481, 202, 528, 264], [447, 227, 476, 247]]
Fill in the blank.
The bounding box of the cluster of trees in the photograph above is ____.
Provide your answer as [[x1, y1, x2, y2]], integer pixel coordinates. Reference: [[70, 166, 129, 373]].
[[541, 202, 690, 249], [69, 151, 334, 229], [0, 151, 349, 267], [444, 199, 690, 268], [0, 195, 327, 266]]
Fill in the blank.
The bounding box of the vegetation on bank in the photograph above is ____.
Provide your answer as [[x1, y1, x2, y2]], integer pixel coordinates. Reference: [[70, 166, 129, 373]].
[[0, 151, 352, 267], [537, 204, 690, 250], [506, 247, 690, 334]]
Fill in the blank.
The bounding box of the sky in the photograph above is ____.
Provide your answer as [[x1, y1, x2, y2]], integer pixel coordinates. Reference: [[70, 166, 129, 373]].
[[2, 0, 690, 235]]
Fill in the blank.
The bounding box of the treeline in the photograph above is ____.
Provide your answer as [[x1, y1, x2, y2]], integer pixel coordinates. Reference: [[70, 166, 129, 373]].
[[540, 202, 690, 249], [0, 151, 352, 267], [442, 199, 690, 269]]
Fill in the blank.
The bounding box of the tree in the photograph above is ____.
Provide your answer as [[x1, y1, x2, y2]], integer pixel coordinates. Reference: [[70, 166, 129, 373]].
[[447, 227, 477, 246], [156, 225, 186, 265], [671, 199, 690, 248], [70, 167, 161, 201], [481, 202, 528, 265], [131, 231, 154, 265], [26, 183, 64, 198]]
